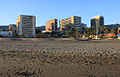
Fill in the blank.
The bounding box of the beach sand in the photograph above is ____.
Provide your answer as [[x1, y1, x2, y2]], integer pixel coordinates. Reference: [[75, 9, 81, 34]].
[[0, 39, 120, 77]]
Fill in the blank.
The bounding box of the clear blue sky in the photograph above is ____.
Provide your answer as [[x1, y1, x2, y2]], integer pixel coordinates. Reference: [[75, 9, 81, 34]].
[[0, 0, 120, 27]]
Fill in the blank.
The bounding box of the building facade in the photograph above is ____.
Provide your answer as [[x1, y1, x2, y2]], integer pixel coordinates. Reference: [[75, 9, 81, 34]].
[[91, 16, 104, 34], [60, 16, 81, 32], [16, 15, 36, 37], [104, 24, 120, 30], [46, 19, 57, 32], [81, 23, 87, 33]]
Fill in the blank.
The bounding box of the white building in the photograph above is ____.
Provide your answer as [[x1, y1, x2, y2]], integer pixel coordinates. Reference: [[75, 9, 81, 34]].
[[16, 15, 36, 38]]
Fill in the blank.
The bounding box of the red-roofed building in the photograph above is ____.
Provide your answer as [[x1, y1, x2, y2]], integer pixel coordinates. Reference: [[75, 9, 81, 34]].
[[107, 33, 116, 37], [89, 33, 116, 40]]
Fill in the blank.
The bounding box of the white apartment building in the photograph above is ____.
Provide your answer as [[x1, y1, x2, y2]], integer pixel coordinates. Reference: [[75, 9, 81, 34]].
[[16, 15, 36, 37]]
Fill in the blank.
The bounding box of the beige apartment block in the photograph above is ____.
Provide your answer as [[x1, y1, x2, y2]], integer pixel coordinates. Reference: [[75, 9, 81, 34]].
[[16, 15, 36, 37], [46, 19, 57, 32], [60, 16, 81, 31]]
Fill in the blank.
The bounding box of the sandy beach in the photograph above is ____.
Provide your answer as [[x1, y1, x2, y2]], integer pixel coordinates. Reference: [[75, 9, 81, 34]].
[[0, 39, 120, 77]]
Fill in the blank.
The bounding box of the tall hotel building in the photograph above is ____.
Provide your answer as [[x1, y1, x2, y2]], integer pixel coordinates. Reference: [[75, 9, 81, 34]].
[[91, 16, 104, 34], [16, 15, 36, 37], [60, 16, 81, 31], [46, 19, 57, 32]]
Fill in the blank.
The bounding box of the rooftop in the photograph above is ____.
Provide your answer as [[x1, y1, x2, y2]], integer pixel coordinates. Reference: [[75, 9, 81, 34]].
[[91, 16, 104, 19]]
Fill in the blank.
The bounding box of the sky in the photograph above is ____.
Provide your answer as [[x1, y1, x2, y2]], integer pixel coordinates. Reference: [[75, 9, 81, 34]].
[[0, 0, 120, 27]]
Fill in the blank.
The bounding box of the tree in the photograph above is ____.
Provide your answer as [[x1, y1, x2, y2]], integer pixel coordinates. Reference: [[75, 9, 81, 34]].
[[34, 33, 47, 38], [99, 26, 111, 34], [20, 33, 24, 38], [99, 35, 106, 39], [65, 24, 81, 38], [105, 27, 111, 33], [13, 30, 18, 37], [0, 35, 3, 37], [99, 26, 105, 34], [111, 28, 118, 34], [84, 28, 91, 37]]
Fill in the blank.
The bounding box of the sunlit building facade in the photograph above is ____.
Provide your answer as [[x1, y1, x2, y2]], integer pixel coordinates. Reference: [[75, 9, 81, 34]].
[[16, 15, 36, 37], [91, 16, 104, 34], [46, 19, 57, 32], [60, 16, 81, 31]]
